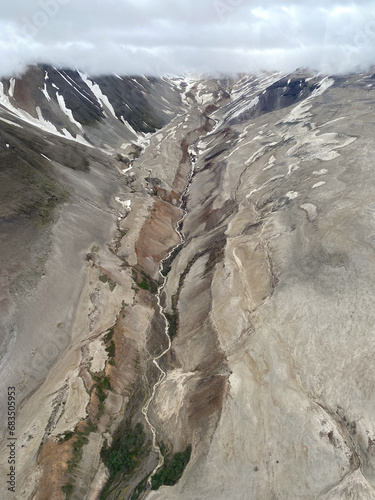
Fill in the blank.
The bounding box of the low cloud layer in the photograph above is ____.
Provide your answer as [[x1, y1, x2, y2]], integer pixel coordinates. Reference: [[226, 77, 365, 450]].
[[1, 0, 375, 78]]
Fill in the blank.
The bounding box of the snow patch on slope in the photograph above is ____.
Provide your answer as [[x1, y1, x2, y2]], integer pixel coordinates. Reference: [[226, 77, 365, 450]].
[[56, 92, 83, 130], [115, 197, 131, 211], [40, 83, 51, 102], [286, 77, 334, 123], [78, 71, 117, 118], [230, 96, 259, 120], [57, 70, 97, 106], [9, 78, 15, 98], [0, 82, 91, 146], [224, 72, 285, 123]]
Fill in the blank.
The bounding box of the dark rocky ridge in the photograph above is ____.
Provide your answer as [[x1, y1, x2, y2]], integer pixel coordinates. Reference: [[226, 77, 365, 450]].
[[1, 64, 183, 149]]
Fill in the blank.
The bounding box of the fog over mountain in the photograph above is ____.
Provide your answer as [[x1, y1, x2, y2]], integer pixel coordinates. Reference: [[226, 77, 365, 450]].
[[1, 0, 375, 78]]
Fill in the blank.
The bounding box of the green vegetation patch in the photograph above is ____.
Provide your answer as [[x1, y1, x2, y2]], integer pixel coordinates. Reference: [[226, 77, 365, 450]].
[[96, 374, 111, 392], [131, 268, 138, 284], [129, 144, 142, 159], [103, 327, 116, 366], [151, 445, 192, 490], [162, 244, 182, 276], [131, 475, 150, 500], [99, 273, 117, 291], [131, 268, 158, 294], [136, 272, 158, 293], [92, 374, 111, 412], [138, 280, 149, 290], [61, 482, 74, 498], [16, 179, 69, 225], [37, 185, 69, 225], [0, 122, 95, 227], [204, 238, 226, 276], [106, 340, 116, 364], [103, 327, 114, 343], [58, 430, 74, 443], [100, 422, 146, 499], [61, 420, 96, 498], [67, 434, 89, 472], [164, 312, 179, 339]]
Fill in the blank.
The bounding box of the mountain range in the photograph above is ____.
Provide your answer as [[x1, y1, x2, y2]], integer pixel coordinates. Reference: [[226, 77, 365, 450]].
[[1, 64, 375, 500]]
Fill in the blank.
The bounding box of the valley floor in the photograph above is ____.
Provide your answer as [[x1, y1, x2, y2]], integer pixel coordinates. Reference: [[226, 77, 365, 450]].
[[2, 70, 375, 500]]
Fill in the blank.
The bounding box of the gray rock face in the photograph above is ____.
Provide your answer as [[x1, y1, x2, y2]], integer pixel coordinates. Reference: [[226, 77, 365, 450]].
[[0, 64, 183, 150]]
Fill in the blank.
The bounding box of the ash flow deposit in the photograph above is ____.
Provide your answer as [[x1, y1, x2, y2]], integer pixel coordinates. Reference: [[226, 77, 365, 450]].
[[2, 3, 375, 500], [1, 63, 375, 500]]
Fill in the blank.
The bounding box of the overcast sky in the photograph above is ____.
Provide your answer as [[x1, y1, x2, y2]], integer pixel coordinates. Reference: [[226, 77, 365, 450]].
[[1, 0, 375, 78]]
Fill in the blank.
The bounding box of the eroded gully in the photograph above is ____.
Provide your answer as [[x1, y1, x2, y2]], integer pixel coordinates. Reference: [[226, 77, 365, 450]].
[[141, 145, 197, 488]]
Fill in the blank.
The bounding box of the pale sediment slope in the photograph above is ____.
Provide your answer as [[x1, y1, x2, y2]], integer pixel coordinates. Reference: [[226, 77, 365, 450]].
[[147, 74, 375, 499], [2, 69, 375, 500], [0, 157, 133, 499]]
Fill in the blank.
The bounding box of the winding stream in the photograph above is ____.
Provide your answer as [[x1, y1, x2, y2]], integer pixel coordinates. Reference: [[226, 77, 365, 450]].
[[141, 146, 197, 489]]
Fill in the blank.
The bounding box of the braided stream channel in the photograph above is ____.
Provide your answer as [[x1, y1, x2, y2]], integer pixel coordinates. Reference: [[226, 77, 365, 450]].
[[141, 146, 197, 491]]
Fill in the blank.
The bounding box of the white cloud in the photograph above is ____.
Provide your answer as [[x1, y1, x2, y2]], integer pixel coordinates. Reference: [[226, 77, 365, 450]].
[[252, 8, 270, 20], [1, 0, 375, 78]]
